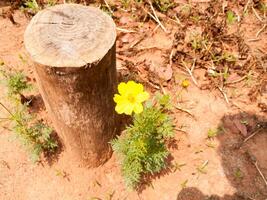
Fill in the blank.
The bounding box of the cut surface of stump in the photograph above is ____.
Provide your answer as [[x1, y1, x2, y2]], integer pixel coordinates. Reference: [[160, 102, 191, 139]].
[[24, 4, 118, 167]]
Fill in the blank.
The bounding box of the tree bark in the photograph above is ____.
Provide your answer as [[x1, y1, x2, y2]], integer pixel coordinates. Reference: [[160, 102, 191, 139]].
[[24, 4, 118, 167]]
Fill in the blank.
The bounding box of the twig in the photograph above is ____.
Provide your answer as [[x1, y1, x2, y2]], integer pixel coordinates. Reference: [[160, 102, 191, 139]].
[[243, 0, 251, 15], [252, 7, 264, 22], [174, 128, 188, 134], [149, 1, 167, 32], [247, 38, 261, 42], [116, 54, 136, 64], [0, 102, 13, 117], [217, 86, 229, 104], [142, 2, 167, 32], [169, 49, 174, 66], [174, 105, 195, 119], [256, 24, 267, 38], [254, 161, 267, 187], [243, 128, 262, 143], [103, 0, 113, 14], [116, 27, 136, 33], [181, 61, 199, 86], [224, 75, 247, 85], [129, 24, 159, 49]]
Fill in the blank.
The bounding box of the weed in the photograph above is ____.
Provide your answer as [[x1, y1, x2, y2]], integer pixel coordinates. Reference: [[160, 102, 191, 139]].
[[55, 169, 68, 178], [153, 0, 175, 12], [234, 168, 243, 179], [121, 0, 132, 8], [10, 104, 57, 162], [0, 67, 57, 162], [190, 33, 208, 51], [173, 162, 186, 172], [180, 179, 188, 189], [0, 68, 32, 103], [207, 128, 219, 138], [196, 160, 209, 174], [22, 0, 40, 14], [46, 0, 56, 7], [226, 10, 237, 24], [212, 52, 237, 64], [206, 141, 216, 148], [111, 94, 174, 189]]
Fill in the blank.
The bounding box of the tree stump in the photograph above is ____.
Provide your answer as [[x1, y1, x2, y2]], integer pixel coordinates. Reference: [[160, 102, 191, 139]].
[[24, 4, 118, 167]]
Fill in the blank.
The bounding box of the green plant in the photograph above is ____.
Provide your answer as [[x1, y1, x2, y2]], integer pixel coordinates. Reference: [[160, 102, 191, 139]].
[[23, 0, 40, 14], [153, 0, 175, 12], [111, 94, 174, 188], [1, 102, 58, 162], [190, 33, 208, 51], [226, 10, 237, 24], [207, 128, 219, 138], [46, 0, 56, 7], [0, 68, 32, 103], [121, 0, 132, 8], [0, 67, 57, 162], [234, 168, 243, 179]]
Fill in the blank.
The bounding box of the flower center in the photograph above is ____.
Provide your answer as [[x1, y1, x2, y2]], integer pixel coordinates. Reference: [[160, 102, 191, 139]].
[[127, 94, 136, 103]]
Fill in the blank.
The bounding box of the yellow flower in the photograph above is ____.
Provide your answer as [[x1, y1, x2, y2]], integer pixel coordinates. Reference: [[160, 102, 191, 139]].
[[181, 79, 190, 88], [113, 81, 149, 115]]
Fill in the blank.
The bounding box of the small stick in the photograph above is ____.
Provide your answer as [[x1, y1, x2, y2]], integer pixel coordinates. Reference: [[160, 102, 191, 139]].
[[174, 105, 195, 119], [181, 61, 199, 86], [243, 128, 262, 143], [252, 7, 264, 22], [169, 49, 174, 66], [142, 2, 167, 32], [247, 38, 261, 42], [217, 86, 229, 104], [116, 27, 136, 33], [224, 75, 247, 85], [243, 0, 251, 15], [103, 0, 113, 14], [256, 24, 267, 38], [254, 161, 267, 187], [174, 128, 188, 134], [149, 1, 167, 32]]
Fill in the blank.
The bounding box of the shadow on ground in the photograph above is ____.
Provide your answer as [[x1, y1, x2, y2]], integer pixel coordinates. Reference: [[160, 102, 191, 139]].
[[177, 112, 267, 200]]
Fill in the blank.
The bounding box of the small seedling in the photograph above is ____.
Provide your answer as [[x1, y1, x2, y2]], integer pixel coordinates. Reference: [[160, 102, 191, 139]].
[[226, 10, 237, 24], [190, 33, 208, 51], [207, 128, 219, 139], [121, 0, 132, 8], [18, 54, 28, 64], [196, 160, 209, 174], [180, 179, 188, 189], [155, 92, 173, 110], [206, 141, 216, 148], [55, 169, 68, 178], [22, 0, 40, 14], [93, 180, 102, 187], [153, 0, 175, 12], [173, 162, 186, 172], [46, 0, 56, 7], [234, 168, 243, 179]]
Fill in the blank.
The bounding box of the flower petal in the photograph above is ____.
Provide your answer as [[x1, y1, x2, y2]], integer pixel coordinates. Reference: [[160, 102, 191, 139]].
[[123, 103, 134, 115], [136, 92, 149, 103], [115, 104, 125, 114], [113, 94, 123, 103], [126, 81, 142, 93], [118, 82, 127, 95], [133, 103, 143, 114]]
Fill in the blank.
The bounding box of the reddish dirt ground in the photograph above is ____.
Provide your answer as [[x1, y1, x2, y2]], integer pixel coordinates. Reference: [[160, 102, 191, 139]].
[[0, 1, 267, 200]]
